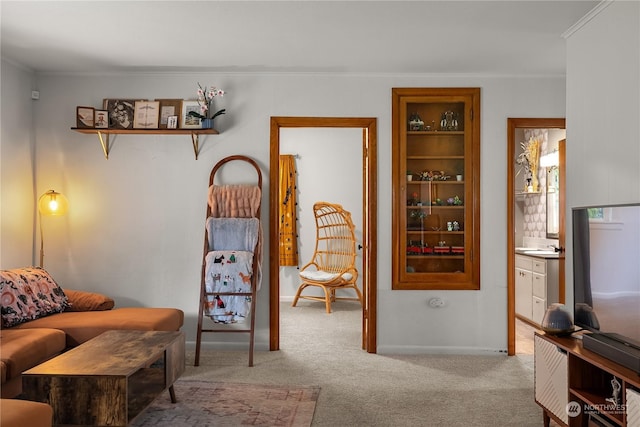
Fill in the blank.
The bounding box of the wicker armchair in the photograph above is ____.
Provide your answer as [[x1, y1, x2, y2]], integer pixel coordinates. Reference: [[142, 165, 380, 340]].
[[291, 202, 363, 313]]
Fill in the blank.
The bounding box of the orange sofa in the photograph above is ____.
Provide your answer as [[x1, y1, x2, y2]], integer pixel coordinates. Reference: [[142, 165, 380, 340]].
[[0, 267, 184, 425]]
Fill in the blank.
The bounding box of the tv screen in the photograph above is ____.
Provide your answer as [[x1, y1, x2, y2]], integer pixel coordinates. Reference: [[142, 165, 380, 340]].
[[573, 203, 640, 347]]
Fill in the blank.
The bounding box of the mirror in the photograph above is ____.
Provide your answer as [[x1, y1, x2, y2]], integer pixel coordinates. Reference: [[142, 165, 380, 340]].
[[539, 136, 563, 239], [546, 166, 559, 238]]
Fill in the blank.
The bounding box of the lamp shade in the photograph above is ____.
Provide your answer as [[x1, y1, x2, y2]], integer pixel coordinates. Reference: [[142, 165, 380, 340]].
[[38, 190, 68, 216]]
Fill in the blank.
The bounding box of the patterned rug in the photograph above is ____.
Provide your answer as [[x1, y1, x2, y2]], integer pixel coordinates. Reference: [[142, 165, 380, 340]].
[[131, 380, 320, 427]]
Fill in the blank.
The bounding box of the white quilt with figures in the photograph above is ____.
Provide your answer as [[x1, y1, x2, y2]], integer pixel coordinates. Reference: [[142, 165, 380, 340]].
[[204, 250, 254, 323]]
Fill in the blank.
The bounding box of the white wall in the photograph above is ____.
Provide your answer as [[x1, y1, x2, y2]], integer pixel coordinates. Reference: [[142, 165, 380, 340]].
[[0, 60, 36, 268], [279, 127, 363, 299], [1, 66, 568, 353], [565, 0, 640, 310]]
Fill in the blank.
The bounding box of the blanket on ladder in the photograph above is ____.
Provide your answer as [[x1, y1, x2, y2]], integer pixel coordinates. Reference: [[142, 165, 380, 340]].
[[204, 250, 254, 324]]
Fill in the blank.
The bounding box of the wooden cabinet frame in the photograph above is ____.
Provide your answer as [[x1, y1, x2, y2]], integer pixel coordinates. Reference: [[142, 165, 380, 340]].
[[391, 88, 480, 290]]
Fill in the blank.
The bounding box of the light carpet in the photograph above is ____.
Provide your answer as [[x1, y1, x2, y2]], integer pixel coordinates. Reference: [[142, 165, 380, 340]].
[[131, 380, 320, 427]]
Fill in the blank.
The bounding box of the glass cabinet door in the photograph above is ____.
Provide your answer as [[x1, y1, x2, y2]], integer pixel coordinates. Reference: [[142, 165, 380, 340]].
[[392, 88, 480, 290]]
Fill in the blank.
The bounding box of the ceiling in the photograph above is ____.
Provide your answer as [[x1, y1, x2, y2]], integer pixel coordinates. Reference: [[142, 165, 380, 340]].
[[1, 1, 599, 75]]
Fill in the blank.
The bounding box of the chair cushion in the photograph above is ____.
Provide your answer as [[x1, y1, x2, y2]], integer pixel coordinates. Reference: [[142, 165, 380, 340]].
[[0, 267, 69, 328], [300, 270, 353, 282]]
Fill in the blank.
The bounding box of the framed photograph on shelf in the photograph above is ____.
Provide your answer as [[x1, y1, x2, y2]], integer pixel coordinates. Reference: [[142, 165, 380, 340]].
[[103, 99, 136, 129], [167, 115, 178, 129], [180, 100, 202, 129], [94, 110, 109, 129], [133, 100, 160, 129], [76, 106, 95, 128], [156, 99, 183, 129]]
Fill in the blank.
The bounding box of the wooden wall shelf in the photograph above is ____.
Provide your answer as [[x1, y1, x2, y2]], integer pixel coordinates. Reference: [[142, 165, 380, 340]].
[[71, 128, 219, 160]]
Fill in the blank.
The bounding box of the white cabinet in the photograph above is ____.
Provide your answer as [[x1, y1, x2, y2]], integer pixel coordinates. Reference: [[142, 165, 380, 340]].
[[534, 334, 568, 425], [628, 387, 640, 427], [515, 254, 559, 326]]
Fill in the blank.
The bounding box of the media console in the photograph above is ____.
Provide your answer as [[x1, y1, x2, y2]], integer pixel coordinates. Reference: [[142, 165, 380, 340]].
[[535, 332, 640, 427]]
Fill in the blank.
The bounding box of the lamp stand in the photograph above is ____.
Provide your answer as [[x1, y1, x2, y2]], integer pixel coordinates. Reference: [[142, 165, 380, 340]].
[[39, 212, 45, 267]]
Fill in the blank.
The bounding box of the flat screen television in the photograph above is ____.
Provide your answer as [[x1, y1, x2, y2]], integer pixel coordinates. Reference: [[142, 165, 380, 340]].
[[573, 203, 640, 370]]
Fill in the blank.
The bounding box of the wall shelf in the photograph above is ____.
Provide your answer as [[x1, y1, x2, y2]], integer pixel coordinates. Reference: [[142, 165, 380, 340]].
[[71, 128, 219, 160]]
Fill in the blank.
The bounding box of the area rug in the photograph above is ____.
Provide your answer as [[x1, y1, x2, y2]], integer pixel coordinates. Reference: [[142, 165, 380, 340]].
[[130, 380, 320, 427]]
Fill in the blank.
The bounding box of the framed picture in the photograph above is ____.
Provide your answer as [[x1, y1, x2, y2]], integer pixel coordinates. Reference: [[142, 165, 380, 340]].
[[76, 106, 95, 128], [180, 100, 202, 129], [133, 100, 160, 129], [167, 115, 178, 129], [94, 110, 109, 129], [103, 99, 136, 129], [156, 99, 183, 129]]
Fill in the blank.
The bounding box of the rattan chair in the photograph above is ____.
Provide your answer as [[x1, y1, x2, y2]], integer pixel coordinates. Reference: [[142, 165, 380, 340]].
[[291, 201, 363, 313]]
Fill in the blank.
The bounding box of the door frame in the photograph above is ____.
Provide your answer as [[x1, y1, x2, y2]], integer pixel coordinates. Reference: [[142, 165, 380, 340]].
[[507, 118, 565, 355], [269, 116, 378, 352]]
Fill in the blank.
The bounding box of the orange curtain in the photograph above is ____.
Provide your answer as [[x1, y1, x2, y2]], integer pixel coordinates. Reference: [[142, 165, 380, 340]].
[[279, 155, 298, 266]]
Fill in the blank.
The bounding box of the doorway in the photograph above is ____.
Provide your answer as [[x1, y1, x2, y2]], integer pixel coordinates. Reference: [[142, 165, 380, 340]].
[[507, 118, 566, 355], [269, 117, 378, 353]]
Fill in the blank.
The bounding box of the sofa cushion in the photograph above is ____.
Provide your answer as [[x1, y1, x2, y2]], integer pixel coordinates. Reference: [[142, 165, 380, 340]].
[[0, 398, 53, 427], [0, 329, 66, 381], [1, 267, 69, 328], [12, 307, 184, 347], [64, 289, 114, 312]]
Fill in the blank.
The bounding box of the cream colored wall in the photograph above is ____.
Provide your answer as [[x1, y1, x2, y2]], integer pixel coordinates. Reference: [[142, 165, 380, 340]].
[[0, 61, 36, 268], [1, 65, 568, 353], [279, 127, 363, 299], [565, 0, 640, 309]]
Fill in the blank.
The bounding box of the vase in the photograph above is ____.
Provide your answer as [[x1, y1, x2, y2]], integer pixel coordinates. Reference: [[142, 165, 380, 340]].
[[201, 118, 213, 129]]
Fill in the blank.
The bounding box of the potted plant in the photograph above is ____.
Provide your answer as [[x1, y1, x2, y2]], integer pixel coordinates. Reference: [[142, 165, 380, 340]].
[[187, 83, 226, 129], [406, 171, 414, 181]]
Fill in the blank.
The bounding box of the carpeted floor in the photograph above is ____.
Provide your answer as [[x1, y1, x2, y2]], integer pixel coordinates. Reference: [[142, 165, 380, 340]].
[[131, 380, 320, 427], [129, 301, 544, 426]]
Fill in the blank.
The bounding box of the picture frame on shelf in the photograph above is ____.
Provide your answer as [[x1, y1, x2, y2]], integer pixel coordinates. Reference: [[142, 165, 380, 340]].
[[156, 99, 183, 129], [94, 110, 109, 129], [167, 115, 178, 129], [133, 100, 160, 129], [180, 100, 202, 129], [76, 106, 95, 128], [103, 99, 136, 129]]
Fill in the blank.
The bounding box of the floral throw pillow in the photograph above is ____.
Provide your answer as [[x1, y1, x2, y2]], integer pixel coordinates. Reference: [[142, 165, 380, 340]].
[[0, 267, 69, 328]]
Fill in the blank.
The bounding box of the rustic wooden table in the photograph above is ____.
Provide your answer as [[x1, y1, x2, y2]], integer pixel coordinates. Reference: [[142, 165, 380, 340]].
[[22, 329, 185, 426]]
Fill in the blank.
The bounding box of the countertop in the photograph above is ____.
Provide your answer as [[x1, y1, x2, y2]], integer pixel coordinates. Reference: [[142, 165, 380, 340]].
[[515, 248, 559, 259]]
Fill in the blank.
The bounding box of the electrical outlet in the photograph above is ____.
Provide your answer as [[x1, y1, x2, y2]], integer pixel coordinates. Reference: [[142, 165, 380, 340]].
[[31, 90, 40, 100], [428, 297, 444, 308]]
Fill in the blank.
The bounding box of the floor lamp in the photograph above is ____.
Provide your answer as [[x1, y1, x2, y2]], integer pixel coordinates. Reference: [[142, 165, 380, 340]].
[[38, 190, 68, 267]]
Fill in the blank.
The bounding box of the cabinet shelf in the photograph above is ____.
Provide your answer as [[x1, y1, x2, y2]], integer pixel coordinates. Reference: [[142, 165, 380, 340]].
[[71, 127, 219, 160], [407, 156, 465, 160], [407, 230, 464, 234], [406, 205, 465, 209], [407, 131, 465, 135], [408, 180, 464, 184]]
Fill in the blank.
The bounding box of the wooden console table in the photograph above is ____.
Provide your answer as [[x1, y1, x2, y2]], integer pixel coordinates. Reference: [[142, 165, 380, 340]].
[[23, 330, 185, 426], [535, 332, 640, 427]]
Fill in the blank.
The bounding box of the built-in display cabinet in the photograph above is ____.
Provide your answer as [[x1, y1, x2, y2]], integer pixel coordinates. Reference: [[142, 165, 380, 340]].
[[391, 88, 480, 290]]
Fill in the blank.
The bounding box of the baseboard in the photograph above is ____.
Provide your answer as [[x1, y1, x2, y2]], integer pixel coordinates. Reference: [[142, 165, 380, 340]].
[[377, 345, 508, 355]]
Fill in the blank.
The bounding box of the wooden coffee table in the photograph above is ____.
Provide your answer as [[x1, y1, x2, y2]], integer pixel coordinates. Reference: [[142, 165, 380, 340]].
[[22, 329, 185, 426]]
